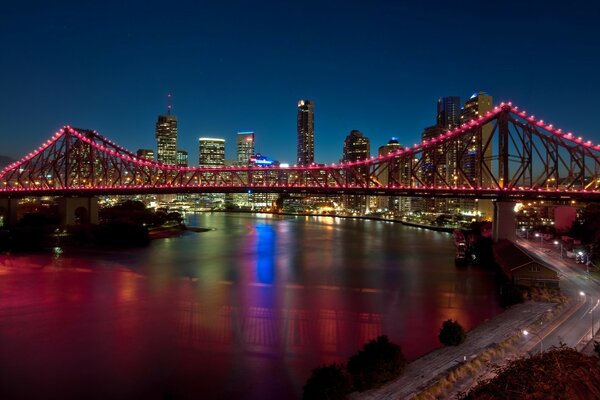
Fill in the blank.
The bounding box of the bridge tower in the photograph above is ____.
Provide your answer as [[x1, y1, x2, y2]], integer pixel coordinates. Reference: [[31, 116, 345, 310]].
[[0, 198, 19, 227], [492, 200, 517, 242], [57, 197, 99, 225]]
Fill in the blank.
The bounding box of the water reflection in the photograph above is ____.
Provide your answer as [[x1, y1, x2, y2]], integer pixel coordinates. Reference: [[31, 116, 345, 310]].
[[0, 213, 503, 399]]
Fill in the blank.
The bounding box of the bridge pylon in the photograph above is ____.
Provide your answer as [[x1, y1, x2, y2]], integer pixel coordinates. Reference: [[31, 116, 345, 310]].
[[57, 196, 98, 225], [492, 200, 517, 242]]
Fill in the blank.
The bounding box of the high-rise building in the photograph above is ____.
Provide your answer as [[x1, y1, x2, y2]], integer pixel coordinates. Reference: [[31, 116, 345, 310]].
[[177, 150, 188, 167], [437, 96, 462, 130], [198, 138, 225, 166], [198, 138, 226, 209], [155, 106, 178, 165], [377, 138, 405, 213], [343, 130, 370, 213], [236, 132, 255, 166], [461, 91, 494, 218], [297, 100, 315, 166], [136, 149, 154, 161]]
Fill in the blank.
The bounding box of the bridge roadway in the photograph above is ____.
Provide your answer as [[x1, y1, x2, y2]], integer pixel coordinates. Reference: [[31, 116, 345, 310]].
[[352, 238, 599, 399]]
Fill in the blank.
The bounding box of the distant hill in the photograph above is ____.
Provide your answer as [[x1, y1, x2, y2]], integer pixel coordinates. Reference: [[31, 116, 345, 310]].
[[0, 155, 15, 168]]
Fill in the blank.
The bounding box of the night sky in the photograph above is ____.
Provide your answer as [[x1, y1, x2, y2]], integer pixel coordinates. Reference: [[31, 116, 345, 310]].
[[1, 0, 599, 164]]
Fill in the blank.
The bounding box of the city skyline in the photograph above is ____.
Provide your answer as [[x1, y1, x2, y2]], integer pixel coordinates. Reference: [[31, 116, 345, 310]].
[[1, 1, 600, 165]]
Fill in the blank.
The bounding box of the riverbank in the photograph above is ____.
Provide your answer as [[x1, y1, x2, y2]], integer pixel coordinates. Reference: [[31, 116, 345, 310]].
[[352, 299, 569, 400], [202, 209, 461, 233]]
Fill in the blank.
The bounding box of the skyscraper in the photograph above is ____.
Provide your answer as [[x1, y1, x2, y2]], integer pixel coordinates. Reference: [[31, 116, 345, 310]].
[[155, 99, 178, 165], [343, 130, 370, 213], [297, 100, 315, 166], [198, 138, 225, 166], [461, 91, 493, 188], [461, 91, 493, 218], [177, 150, 188, 167], [199, 138, 226, 208], [437, 96, 462, 130], [236, 132, 255, 166], [377, 138, 404, 212]]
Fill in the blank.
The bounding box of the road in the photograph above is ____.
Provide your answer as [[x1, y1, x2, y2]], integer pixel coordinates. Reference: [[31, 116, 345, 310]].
[[355, 237, 600, 400], [516, 238, 600, 352]]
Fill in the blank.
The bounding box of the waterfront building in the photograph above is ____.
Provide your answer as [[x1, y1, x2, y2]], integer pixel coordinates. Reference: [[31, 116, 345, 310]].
[[198, 138, 225, 167], [343, 130, 370, 213], [198, 138, 226, 209], [377, 138, 405, 213], [136, 149, 154, 161], [297, 100, 315, 166], [236, 132, 255, 166], [156, 111, 178, 165], [461, 91, 494, 218], [234, 132, 255, 208], [177, 150, 188, 167], [437, 96, 462, 130]]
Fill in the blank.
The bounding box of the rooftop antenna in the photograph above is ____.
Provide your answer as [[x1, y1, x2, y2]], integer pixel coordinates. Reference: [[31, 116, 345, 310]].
[[167, 93, 172, 115]]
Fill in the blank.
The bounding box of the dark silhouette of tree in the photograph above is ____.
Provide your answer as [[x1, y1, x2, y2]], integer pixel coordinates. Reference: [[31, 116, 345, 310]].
[[302, 363, 351, 400], [460, 346, 600, 399], [438, 319, 466, 346], [346, 335, 406, 391]]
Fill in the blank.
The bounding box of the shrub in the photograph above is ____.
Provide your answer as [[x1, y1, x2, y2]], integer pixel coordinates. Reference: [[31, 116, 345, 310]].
[[346, 335, 406, 392], [302, 363, 351, 400], [438, 319, 466, 346]]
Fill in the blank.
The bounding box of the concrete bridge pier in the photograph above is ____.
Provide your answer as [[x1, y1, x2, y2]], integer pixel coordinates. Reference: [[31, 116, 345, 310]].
[[57, 197, 99, 225], [493, 200, 517, 242], [0, 198, 19, 227]]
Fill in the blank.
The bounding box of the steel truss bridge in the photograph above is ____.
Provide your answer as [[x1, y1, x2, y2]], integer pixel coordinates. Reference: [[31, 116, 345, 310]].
[[1, 103, 600, 201]]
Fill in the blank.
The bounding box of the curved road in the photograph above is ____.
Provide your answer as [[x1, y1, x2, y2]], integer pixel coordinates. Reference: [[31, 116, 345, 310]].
[[516, 239, 600, 352]]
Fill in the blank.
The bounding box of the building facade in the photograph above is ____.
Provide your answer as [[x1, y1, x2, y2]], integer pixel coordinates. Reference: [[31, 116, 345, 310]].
[[377, 138, 405, 213], [297, 100, 315, 166], [198, 138, 226, 209], [156, 114, 178, 165], [343, 130, 370, 213], [136, 149, 154, 161], [236, 132, 255, 166], [461, 91, 493, 218], [198, 138, 225, 167]]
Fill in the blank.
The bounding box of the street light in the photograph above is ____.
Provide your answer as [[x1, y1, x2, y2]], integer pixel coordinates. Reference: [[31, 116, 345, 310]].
[[580, 291, 595, 339], [578, 251, 590, 273], [522, 329, 543, 353], [554, 240, 564, 259], [534, 232, 543, 245]]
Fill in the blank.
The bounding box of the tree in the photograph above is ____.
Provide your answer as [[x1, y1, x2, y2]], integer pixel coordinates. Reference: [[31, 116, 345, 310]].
[[346, 335, 406, 391], [460, 346, 600, 399], [438, 319, 466, 346], [302, 363, 351, 400]]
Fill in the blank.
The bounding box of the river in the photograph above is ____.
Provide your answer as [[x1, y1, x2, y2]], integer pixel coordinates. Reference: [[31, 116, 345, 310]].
[[0, 213, 503, 399]]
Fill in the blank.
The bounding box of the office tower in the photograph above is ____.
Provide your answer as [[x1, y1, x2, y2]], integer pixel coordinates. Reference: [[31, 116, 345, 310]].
[[155, 99, 178, 165], [297, 100, 315, 166], [461, 91, 493, 218], [136, 149, 154, 161], [198, 138, 226, 209], [234, 132, 255, 209], [437, 96, 461, 190], [343, 130, 370, 213], [177, 150, 188, 167], [377, 138, 405, 213], [198, 138, 226, 166], [236, 132, 255, 166]]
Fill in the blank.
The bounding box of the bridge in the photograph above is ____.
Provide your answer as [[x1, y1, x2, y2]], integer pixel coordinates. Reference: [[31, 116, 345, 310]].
[[1, 103, 600, 239]]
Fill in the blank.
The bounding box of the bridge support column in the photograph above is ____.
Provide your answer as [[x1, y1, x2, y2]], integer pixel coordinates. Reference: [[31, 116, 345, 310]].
[[493, 200, 516, 242], [57, 197, 99, 225], [0, 198, 19, 227]]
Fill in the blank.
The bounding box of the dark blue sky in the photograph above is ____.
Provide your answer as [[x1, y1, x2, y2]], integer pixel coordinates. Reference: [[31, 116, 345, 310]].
[[2, 0, 599, 164]]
